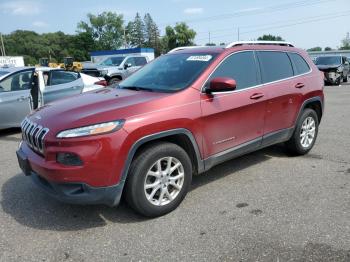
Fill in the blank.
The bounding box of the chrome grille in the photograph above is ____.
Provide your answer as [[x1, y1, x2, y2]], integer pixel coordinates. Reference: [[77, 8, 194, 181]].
[[21, 118, 49, 154]]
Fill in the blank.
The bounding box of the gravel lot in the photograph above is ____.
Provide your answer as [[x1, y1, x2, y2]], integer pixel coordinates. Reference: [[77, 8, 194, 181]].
[[0, 84, 349, 262]]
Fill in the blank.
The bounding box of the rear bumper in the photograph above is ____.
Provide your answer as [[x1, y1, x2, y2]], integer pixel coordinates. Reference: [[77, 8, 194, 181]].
[[30, 171, 123, 206]]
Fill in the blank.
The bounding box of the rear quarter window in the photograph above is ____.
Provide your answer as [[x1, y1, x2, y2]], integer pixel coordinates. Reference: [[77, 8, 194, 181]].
[[257, 51, 294, 83], [289, 53, 310, 75]]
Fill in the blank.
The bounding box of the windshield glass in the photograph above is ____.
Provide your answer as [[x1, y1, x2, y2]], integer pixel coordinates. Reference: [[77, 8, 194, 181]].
[[119, 53, 217, 92], [0, 71, 9, 77], [316, 56, 341, 65], [99, 57, 124, 66]]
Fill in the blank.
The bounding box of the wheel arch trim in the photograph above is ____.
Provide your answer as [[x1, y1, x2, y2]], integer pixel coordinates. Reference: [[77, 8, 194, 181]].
[[120, 128, 204, 184]]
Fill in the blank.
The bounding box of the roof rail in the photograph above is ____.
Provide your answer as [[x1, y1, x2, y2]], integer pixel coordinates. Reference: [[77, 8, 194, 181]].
[[168, 46, 209, 53], [226, 41, 294, 48]]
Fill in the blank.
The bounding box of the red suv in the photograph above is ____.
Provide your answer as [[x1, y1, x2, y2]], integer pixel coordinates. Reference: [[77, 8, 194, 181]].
[[17, 41, 324, 217]]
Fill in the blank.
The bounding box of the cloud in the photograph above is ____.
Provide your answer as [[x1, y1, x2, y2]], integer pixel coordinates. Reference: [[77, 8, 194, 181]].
[[236, 7, 263, 13], [184, 7, 203, 15], [0, 1, 41, 15], [32, 21, 48, 27]]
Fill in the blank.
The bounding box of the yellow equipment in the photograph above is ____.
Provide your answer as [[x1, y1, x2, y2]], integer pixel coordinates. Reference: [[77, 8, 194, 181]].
[[61, 57, 83, 72], [36, 58, 60, 68]]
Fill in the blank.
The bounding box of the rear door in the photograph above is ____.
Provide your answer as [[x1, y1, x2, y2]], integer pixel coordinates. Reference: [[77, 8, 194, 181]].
[[200, 51, 267, 158], [256, 51, 306, 141], [123, 57, 141, 77], [43, 70, 83, 104], [0, 69, 34, 128]]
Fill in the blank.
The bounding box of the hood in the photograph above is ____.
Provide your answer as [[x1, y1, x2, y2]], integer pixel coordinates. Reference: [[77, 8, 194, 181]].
[[28, 88, 170, 134], [317, 64, 341, 71]]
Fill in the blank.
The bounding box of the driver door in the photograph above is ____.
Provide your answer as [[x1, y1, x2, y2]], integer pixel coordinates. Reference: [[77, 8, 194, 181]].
[[123, 57, 139, 77], [0, 69, 34, 129]]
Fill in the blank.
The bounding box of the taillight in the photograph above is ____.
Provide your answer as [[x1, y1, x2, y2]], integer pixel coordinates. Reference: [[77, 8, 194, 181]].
[[94, 80, 108, 87]]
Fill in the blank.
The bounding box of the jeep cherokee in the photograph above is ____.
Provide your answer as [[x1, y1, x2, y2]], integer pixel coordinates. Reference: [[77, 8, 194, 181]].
[[17, 41, 324, 217]]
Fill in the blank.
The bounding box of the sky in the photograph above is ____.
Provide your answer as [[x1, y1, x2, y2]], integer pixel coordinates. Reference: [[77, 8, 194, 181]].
[[0, 0, 349, 50]]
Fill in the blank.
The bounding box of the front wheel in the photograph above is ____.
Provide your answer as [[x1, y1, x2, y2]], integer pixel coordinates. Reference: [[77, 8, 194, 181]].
[[285, 108, 319, 155], [343, 74, 348, 83], [125, 142, 193, 217]]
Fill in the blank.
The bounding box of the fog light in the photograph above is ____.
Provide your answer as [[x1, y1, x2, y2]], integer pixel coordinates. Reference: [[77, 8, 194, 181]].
[[57, 153, 83, 166]]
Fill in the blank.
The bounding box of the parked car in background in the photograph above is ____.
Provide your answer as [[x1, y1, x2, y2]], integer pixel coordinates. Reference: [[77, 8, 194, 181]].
[[0, 67, 106, 129], [315, 55, 349, 85], [81, 55, 149, 85], [17, 41, 324, 217]]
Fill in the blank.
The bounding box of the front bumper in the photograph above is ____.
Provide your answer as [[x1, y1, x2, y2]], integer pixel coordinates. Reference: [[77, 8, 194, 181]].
[[30, 171, 124, 206], [324, 71, 341, 84]]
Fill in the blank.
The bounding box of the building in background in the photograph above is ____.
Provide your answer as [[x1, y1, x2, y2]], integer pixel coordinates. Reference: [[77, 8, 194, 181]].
[[308, 50, 350, 61], [90, 47, 155, 64]]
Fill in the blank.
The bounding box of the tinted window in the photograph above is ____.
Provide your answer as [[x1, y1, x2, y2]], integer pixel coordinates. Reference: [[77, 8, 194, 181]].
[[50, 71, 79, 86], [119, 53, 217, 92], [289, 53, 310, 75], [99, 57, 124, 66], [257, 51, 294, 83], [207, 51, 258, 90], [125, 57, 136, 67], [0, 70, 33, 92], [315, 56, 341, 65], [134, 57, 147, 66]]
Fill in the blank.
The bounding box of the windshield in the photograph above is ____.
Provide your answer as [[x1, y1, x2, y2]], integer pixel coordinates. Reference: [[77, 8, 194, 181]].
[[119, 53, 217, 92], [316, 56, 341, 65], [99, 57, 124, 66]]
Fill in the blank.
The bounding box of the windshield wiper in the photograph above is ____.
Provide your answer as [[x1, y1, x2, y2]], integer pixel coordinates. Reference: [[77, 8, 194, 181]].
[[121, 86, 154, 92]]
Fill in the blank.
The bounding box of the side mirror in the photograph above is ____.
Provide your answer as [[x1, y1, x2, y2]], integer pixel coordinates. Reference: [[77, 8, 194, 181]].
[[124, 63, 132, 69], [206, 77, 236, 94]]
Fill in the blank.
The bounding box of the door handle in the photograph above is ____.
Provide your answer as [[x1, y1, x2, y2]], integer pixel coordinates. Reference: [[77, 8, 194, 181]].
[[295, 83, 305, 88], [17, 96, 27, 101], [250, 93, 264, 100]]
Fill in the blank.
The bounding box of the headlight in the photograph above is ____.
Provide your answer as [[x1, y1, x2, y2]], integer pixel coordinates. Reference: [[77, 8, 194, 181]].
[[56, 120, 125, 138], [100, 70, 108, 76]]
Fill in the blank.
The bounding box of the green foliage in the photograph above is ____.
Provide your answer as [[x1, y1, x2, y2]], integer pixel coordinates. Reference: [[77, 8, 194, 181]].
[[307, 47, 322, 52], [162, 22, 197, 52], [205, 43, 216, 46], [77, 11, 125, 50], [257, 34, 284, 41], [324, 47, 332, 51], [339, 33, 350, 50], [126, 13, 146, 48], [143, 13, 161, 56]]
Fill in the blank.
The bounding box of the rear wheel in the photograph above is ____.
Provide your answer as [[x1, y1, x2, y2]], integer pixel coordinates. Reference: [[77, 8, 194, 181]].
[[286, 108, 319, 155], [125, 142, 192, 217]]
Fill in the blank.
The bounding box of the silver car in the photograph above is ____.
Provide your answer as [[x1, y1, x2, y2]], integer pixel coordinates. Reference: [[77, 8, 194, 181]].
[[0, 67, 105, 129]]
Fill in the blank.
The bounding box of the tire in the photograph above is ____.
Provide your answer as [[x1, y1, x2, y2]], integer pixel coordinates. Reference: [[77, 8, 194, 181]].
[[343, 74, 348, 83], [125, 142, 193, 217], [286, 108, 319, 155], [108, 77, 121, 86]]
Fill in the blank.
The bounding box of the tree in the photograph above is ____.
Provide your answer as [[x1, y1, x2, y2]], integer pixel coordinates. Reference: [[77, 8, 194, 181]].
[[340, 32, 350, 50], [324, 47, 332, 51], [307, 47, 322, 52], [143, 13, 161, 56], [126, 13, 146, 48], [77, 11, 124, 50], [205, 43, 216, 46], [162, 22, 196, 52], [257, 34, 284, 41]]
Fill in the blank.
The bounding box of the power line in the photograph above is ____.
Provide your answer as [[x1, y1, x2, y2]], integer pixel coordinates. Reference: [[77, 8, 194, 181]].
[[159, 0, 336, 26], [195, 10, 350, 42], [195, 9, 349, 36]]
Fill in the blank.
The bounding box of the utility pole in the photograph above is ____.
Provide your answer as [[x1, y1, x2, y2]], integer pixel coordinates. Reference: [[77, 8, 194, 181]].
[[124, 28, 127, 49], [237, 27, 240, 41], [0, 33, 6, 56], [208, 31, 211, 45]]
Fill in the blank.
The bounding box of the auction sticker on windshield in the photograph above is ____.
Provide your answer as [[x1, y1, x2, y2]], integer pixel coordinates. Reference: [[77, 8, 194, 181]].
[[187, 55, 212, 62]]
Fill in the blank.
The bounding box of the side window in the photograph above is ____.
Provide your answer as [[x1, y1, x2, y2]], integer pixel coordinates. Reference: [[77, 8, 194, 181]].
[[289, 53, 310, 75], [125, 57, 136, 67], [134, 57, 147, 66], [207, 51, 259, 90], [49, 71, 79, 86], [257, 51, 294, 83], [0, 70, 33, 92]]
